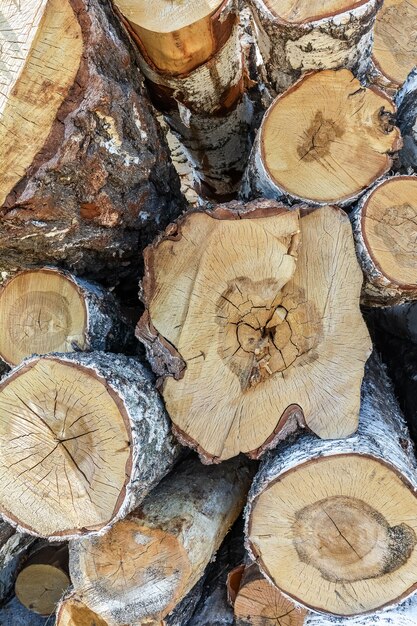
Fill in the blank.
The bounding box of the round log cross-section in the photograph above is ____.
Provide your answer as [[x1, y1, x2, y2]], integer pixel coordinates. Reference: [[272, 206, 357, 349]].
[[138, 200, 371, 462], [243, 70, 402, 206], [246, 356, 417, 616], [351, 176, 417, 306], [0, 353, 180, 539]]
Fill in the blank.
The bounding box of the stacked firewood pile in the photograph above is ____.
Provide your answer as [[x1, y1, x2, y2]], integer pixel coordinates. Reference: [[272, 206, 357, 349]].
[[0, 0, 416, 624]]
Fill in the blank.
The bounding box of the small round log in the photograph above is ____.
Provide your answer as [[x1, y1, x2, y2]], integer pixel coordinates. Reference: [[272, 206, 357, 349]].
[[351, 176, 417, 306], [242, 69, 402, 206], [246, 355, 417, 616], [396, 68, 417, 172], [248, 0, 381, 94], [0, 521, 34, 603], [0, 352, 181, 539], [0, 268, 133, 366], [55, 593, 109, 626], [15, 544, 70, 616], [137, 199, 371, 462], [371, 0, 417, 92], [69, 456, 253, 625], [113, 0, 253, 199]]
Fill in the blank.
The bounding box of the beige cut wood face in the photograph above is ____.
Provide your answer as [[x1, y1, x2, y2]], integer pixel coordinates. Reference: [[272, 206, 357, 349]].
[[0, 270, 87, 366], [0, 0, 83, 205], [15, 563, 70, 615], [373, 0, 417, 86], [146, 206, 371, 461], [0, 358, 131, 536], [57, 596, 108, 626], [261, 70, 401, 204], [249, 455, 417, 615], [362, 177, 417, 288], [264, 0, 370, 23]]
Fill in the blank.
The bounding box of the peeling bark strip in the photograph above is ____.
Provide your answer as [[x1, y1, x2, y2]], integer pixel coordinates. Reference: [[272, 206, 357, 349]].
[[247, 0, 382, 94], [0, 352, 181, 539], [351, 176, 417, 306], [15, 544, 70, 616], [0, 268, 133, 367], [137, 200, 371, 462], [396, 69, 417, 172], [371, 0, 417, 92], [246, 355, 417, 616], [68, 456, 253, 625], [114, 0, 253, 199], [0, 0, 183, 285], [242, 69, 402, 206]]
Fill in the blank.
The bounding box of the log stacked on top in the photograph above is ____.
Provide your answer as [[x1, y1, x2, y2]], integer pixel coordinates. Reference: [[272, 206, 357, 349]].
[[0, 0, 417, 625]]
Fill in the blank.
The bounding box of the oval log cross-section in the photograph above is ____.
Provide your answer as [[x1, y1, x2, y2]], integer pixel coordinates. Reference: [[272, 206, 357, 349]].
[[137, 201, 371, 462]]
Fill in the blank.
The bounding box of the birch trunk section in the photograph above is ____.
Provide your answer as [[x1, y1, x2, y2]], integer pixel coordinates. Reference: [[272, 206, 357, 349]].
[[247, 0, 382, 95], [246, 355, 417, 616], [396, 68, 417, 173]]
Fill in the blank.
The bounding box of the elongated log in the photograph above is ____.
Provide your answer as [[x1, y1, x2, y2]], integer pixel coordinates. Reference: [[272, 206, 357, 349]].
[[371, 0, 417, 93], [0, 520, 34, 603], [0, 0, 183, 286], [396, 68, 417, 172], [138, 199, 371, 462], [113, 0, 253, 199], [0, 352, 181, 539], [248, 0, 381, 95], [242, 69, 401, 206], [246, 355, 417, 616], [69, 456, 253, 625], [0, 268, 133, 367], [15, 544, 70, 616], [351, 176, 417, 306]]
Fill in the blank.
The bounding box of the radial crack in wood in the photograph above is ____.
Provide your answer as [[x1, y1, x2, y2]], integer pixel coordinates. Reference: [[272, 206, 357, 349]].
[[243, 70, 402, 206], [137, 200, 371, 462], [351, 176, 417, 306], [0, 353, 180, 538], [372, 0, 417, 90], [246, 355, 417, 616]]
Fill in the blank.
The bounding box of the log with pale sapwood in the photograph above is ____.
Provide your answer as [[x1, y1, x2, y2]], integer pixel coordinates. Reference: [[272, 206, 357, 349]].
[[15, 544, 70, 616], [371, 0, 417, 93], [55, 593, 109, 626], [0, 352, 181, 539], [246, 355, 417, 616], [0, 0, 183, 285], [112, 0, 253, 199], [247, 0, 382, 95], [0, 268, 133, 367], [395, 68, 417, 172], [350, 176, 417, 306], [137, 199, 371, 462], [0, 520, 34, 603], [242, 69, 402, 206], [68, 456, 253, 625]]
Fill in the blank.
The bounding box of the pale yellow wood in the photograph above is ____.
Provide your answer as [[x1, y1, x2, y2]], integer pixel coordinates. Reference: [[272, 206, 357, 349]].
[[362, 177, 417, 288], [15, 563, 70, 615], [264, 0, 369, 23], [0, 270, 87, 366], [373, 0, 417, 87], [147, 206, 370, 460], [0, 358, 130, 536], [56, 594, 109, 626], [250, 455, 417, 615], [261, 70, 401, 204], [0, 0, 83, 205]]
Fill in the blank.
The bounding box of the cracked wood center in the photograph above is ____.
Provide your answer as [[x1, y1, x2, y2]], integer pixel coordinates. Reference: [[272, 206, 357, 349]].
[[138, 202, 371, 462]]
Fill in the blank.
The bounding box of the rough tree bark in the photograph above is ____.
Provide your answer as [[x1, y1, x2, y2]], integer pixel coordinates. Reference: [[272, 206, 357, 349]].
[[0, 0, 183, 287], [246, 355, 417, 616], [113, 0, 253, 199], [0, 268, 133, 367], [242, 69, 402, 206], [395, 68, 417, 172], [247, 0, 382, 95], [15, 544, 70, 616], [371, 0, 417, 93], [137, 199, 371, 462], [68, 456, 253, 625], [350, 176, 417, 306], [0, 352, 181, 539], [0, 520, 35, 603]]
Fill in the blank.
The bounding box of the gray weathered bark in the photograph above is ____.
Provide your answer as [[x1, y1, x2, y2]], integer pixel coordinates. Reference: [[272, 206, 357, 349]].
[[396, 68, 417, 173]]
